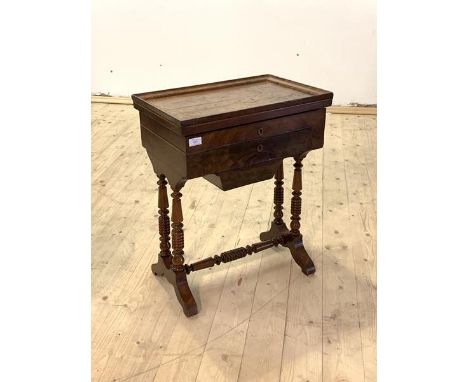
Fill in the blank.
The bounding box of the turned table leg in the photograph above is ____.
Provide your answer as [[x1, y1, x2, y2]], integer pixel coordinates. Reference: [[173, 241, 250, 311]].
[[260, 156, 316, 275], [151, 157, 315, 317], [286, 155, 316, 275], [272, 162, 285, 226], [260, 162, 290, 240], [151, 174, 173, 275], [151, 178, 198, 317]]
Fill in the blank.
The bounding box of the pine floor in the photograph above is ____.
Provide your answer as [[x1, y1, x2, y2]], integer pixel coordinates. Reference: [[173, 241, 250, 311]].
[[91, 103, 376, 382]]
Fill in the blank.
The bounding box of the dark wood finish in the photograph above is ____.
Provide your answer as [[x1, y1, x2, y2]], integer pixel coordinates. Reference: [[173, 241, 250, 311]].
[[170, 181, 186, 271], [140, 127, 187, 189], [132, 74, 333, 134], [186, 128, 319, 179], [290, 154, 305, 236], [260, 154, 316, 275], [151, 258, 198, 317], [287, 154, 316, 275], [133, 74, 332, 316], [139, 106, 325, 189], [185, 235, 290, 274], [151, 178, 198, 317], [186, 109, 325, 154], [179, 99, 331, 136], [259, 162, 288, 241], [273, 162, 285, 225], [157, 174, 171, 267], [140, 112, 186, 152], [203, 160, 282, 191]]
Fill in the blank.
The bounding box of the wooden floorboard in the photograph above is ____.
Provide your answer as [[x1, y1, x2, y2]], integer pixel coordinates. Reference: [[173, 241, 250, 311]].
[[91, 104, 377, 382], [279, 150, 324, 382], [322, 115, 365, 382]]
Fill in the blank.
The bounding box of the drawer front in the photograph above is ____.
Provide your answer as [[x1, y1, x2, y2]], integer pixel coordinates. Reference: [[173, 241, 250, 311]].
[[186, 127, 323, 178], [186, 109, 326, 153]]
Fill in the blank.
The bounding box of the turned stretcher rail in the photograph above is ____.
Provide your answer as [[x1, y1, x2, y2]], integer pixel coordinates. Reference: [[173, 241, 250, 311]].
[[184, 234, 292, 274]]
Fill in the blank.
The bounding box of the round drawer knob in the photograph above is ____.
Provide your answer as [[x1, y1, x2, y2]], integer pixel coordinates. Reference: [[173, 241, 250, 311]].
[[257, 144, 264, 152], [257, 128, 264, 136]]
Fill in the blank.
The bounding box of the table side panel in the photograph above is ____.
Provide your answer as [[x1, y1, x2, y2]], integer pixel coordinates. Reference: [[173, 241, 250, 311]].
[[140, 111, 186, 152], [140, 127, 187, 187]]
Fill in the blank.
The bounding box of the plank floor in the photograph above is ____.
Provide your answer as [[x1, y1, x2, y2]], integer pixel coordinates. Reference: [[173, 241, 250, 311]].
[[91, 103, 376, 382]]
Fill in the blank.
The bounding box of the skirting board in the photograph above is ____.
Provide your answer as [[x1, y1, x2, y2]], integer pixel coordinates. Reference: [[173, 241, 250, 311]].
[[326, 106, 376, 115], [91, 96, 377, 115]]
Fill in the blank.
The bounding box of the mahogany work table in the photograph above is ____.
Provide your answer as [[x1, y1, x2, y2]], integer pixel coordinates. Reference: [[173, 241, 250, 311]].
[[132, 74, 333, 317]]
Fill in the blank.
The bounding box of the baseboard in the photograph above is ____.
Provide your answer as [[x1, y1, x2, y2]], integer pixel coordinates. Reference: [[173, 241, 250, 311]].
[[92, 95, 133, 105], [327, 106, 377, 115]]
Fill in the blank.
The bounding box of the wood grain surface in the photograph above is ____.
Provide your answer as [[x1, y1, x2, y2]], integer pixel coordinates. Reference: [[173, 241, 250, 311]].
[[147, 81, 311, 121], [132, 75, 333, 132], [91, 103, 376, 382], [136, 76, 329, 194]]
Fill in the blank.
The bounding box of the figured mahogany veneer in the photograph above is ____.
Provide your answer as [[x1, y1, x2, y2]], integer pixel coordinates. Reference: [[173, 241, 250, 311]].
[[132, 74, 333, 316]]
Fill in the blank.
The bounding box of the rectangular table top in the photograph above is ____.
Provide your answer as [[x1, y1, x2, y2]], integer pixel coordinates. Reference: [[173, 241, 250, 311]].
[[132, 74, 333, 135]]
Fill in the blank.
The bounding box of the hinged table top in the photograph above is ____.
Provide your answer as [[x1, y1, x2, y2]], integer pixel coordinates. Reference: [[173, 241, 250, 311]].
[[132, 74, 333, 135]]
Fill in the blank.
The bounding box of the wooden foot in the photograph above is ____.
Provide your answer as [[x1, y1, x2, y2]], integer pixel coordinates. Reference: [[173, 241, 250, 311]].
[[151, 177, 198, 317], [259, 221, 289, 241], [260, 222, 316, 275], [284, 235, 316, 275], [151, 262, 198, 316], [151, 260, 167, 276]]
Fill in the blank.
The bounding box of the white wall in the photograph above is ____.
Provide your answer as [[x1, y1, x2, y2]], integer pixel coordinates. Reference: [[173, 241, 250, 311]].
[[92, 0, 376, 105]]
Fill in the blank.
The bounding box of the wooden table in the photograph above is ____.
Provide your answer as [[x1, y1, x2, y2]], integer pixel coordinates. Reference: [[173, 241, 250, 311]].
[[132, 75, 333, 316]]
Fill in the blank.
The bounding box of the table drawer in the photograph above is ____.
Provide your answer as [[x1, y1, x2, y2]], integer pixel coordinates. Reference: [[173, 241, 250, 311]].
[[186, 109, 325, 153], [186, 127, 323, 178]]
